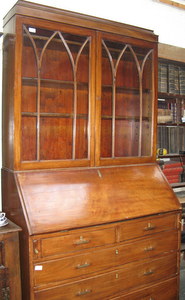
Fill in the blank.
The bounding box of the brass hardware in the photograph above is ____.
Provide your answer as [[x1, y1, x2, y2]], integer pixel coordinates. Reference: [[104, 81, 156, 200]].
[[76, 262, 91, 269], [34, 248, 39, 254], [76, 289, 92, 296], [149, 298, 154, 300], [144, 223, 155, 231], [116, 273, 119, 279], [33, 240, 39, 255], [144, 269, 154, 276], [144, 246, 154, 252], [115, 249, 119, 255], [74, 236, 90, 245], [97, 170, 102, 178]]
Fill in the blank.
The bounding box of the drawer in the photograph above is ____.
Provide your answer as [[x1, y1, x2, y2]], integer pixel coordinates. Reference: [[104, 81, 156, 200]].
[[117, 229, 178, 264], [34, 246, 116, 286], [34, 253, 177, 300], [119, 213, 177, 242], [40, 227, 115, 257], [33, 230, 178, 286], [111, 277, 178, 300]]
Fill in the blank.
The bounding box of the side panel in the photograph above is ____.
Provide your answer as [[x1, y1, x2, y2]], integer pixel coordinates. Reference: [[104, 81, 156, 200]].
[[2, 17, 16, 170]]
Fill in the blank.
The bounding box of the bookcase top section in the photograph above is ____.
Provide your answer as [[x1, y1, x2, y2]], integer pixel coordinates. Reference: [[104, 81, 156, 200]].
[[3, 0, 158, 43], [16, 164, 180, 235]]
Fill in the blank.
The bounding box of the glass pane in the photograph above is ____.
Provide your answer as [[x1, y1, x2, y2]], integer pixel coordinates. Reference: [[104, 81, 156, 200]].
[[21, 25, 90, 162], [21, 28, 38, 160], [21, 116, 37, 161], [40, 117, 73, 160], [76, 44, 89, 159], [115, 46, 139, 157], [101, 47, 112, 157], [101, 39, 140, 158]]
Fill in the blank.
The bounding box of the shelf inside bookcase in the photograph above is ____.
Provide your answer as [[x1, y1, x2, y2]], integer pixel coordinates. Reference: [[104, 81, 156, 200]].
[[102, 85, 151, 95], [158, 123, 185, 126], [21, 112, 88, 119], [158, 154, 185, 158], [22, 77, 88, 89], [171, 182, 185, 188], [101, 115, 150, 121], [158, 92, 185, 99]]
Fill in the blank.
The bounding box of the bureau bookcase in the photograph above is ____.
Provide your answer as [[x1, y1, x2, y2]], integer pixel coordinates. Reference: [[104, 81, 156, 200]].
[[2, 1, 181, 299]]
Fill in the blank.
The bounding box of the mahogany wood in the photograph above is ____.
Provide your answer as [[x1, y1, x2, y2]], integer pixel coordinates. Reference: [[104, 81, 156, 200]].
[[2, 1, 181, 300], [14, 164, 180, 235], [112, 277, 179, 300]]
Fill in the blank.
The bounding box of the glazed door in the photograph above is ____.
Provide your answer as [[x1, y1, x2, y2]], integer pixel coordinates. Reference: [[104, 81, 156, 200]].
[[95, 32, 157, 166], [18, 19, 95, 169]]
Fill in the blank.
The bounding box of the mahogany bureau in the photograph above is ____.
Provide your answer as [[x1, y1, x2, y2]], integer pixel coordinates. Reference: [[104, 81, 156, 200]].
[[2, 1, 181, 299]]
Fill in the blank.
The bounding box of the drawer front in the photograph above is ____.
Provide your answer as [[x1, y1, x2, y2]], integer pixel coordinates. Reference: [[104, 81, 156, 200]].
[[41, 227, 116, 257], [117, 229, 178, 264], [119, 214, 177, 242], [34, 253, 177, 300], [34, 247, 115, 286], [33, 230, 178, 286], [111, 277, 178, 300]]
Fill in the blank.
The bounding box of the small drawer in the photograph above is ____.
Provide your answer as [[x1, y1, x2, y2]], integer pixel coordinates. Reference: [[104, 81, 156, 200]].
[[34, 253, 177, 300], [119, 213, 177, 242], [40, 227, 115, 257]]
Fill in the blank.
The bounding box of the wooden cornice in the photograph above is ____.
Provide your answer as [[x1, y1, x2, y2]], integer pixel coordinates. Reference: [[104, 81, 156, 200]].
[[159, 0, 185, 10]]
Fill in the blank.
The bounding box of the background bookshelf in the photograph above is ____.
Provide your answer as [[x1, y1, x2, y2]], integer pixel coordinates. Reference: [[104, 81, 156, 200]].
[[157, 58, 185, 186]]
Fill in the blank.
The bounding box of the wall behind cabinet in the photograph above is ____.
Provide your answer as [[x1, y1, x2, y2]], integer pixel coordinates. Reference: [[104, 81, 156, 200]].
[[0, 0, 185, 208]]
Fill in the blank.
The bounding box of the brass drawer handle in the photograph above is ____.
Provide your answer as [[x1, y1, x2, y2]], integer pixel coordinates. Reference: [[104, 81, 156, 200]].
[[34, 248, 39, 254], [144, 269, 154, 276], [144, 223, 156, 231], [76, 262, 91, 269], [144, 246, 155, 252], [74, 236, 90, 245], [76, 289, 92, 296]]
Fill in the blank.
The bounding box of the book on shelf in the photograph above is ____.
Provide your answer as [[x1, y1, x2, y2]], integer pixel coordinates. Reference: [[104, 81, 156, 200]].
[[179, 67, 185, 95], [158, 99, 185, 124], [157, 107, 173, 123], [168, 64, 180, 94], [162, 161, 183, 169], [163, 166, 183, 176], [166, 174, 180, 180], [158, 62, 185, 96], [158, 158, 184, 184], [168, 178, 181, 184], [158, 63, 168, 93], [157, 125, 185, 154]]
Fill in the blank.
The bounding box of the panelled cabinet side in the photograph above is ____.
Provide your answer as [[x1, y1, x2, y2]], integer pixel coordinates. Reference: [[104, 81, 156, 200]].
[[2, 16, 16, 170]]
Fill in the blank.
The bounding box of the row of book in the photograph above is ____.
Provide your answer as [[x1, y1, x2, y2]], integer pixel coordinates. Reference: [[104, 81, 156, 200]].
[[158, 99, 185, 124], [158, 63, 185, 95], [157, 125, 185, 154], [159, 159, 184, 184]]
